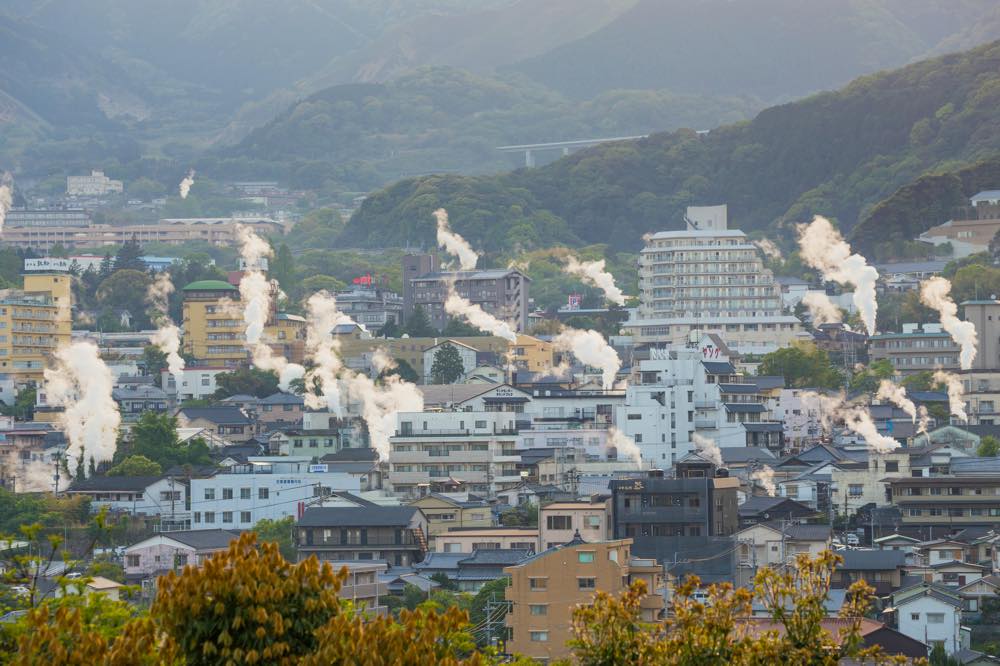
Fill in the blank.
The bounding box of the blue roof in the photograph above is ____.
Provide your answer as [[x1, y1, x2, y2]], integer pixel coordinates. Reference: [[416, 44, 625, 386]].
[[725, 403, 766, 413], [703, 361, 736, 374]]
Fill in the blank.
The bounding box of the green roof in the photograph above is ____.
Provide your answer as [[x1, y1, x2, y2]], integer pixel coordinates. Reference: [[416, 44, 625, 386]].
[[182, 280, 237, 292]]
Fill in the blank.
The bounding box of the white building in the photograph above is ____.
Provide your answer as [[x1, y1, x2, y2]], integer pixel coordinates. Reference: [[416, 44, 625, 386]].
[[387, 411, 521, 499], [892, 583, 965, 654], [422, 340, 478, 384], [162, 365, 226, 401], [623, 205, 805, 354], [67, 170, 123, 197], [188, 457, 362, 531]]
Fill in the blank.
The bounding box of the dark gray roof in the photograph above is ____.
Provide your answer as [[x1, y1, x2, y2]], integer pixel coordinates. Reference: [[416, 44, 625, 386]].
[[413, 552, 465, 572], [702, 361, 736, 374], [459, 549, 533, 566], [781, 524, 832, 541], [719, 383, 758, 394], [739, 496, 812, 516], [907, 391, 948, 403], [260, 392, 304, 406], [838, 549, 906, 570], [178, 406, 250, 425], [158, 529, 240, 550], [319, 447, 379, 463], [750, 376, 785, 390], [297, 506, 418, 528], [725, 403, 766, 413], [951, 458, 1000, 476], [744, 422, 783, 432], [719, 447, 777, 463], [70, 475, 163, 492], [112, 385, 168, 400]]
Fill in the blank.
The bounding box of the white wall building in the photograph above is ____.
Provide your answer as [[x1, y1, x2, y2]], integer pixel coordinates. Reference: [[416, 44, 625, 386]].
[[67, 170, 123, 196], [893, 586, 964, 654], [422, 340, 478, 384], [162, 365, 226, 401], [188, 457, 362, 531], [623, 205, 804, 354]]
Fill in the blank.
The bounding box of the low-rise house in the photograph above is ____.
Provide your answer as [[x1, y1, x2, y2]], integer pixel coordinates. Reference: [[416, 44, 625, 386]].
[[295, 506, 428, 568], [112, 385, 169, 420], [907, 560, 988, 589], [740, 617, 927, 660], [454, 548, 532, 592], [735, 522, 832, 569], [539, 498, 612, 550], [504, 537, 663, 663], [833, 550, 907, 595], [67, 476, 188, 524], [777, 462, 834, 510], [175, 406, 254, 443], [258, 392, 304, 426], [124, 529, 239, 594], [831, 449, 909, 512], [891, 582, 965, 654], [738, 496, 817, 527], [495, 482, 574, 507], [436, 528, 538, 554], [876, 533, 921, 554], [953, 648, 1000, 665], [408, 494, 492, 549], [957, 574, 1000, 615], [161, 365, 225, 401]]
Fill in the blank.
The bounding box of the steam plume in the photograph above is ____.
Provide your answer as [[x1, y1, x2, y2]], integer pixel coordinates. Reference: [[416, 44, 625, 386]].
[[179, 169, 195, 199], [798, 390, 846, 434], [445, 286, 517, 342], [801, 292, 842, 326], [44, 342, 121, 477], [797, 216, 879, 335], [934, 370, 967, 422], [0, 172, 12, 232], [302, 291, 353, 415], [753, 238, 782, 261], [843, 405, 899, 454], [563, 256, 626, 305], [920, 276, 978, 369], [606, 426, 641, 464], [876, 380, 918, 424], [146, 273, 185, 389], [343, 371, 424, 459], [552, 328, 620, 389], [12, 460, 55, 493], [692, 432, 723, 467], [751, 465, 776, 496], [434, 208, 477, 271]]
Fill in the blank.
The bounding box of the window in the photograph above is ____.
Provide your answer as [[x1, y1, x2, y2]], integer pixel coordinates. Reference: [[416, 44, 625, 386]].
[[240, 511, 251, 523], [194, 512, 201, 523], [529, 605, 547, 616], [586, 515, 601, 529], [204, 488, 215, 500], [578, 577, 596, 590], [546, 515, 571, 530], [529, 577, 547, 590], [205, 512, 215, 524], [910, 613, 920, 621], [475, 420, 486, 429], [529, 631, 548, 642], [578, 551, 595, 563], [848, 484, 863, 497], [259, 488, 269, 500], [222, 488, 233, 500], [126, 554, 140, 567], [241, 488, 251, 500], [926, 613, 945, 624], [885, 461, 899, 473], [223, 511, 233, 523]]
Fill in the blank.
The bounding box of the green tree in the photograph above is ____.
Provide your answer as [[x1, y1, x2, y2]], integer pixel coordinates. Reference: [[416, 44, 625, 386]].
[[1, 384, 37, 420], [758, 342, 842, 389], [106, 455, 162, 477], [97, 269, 154, 329], [141, 345, 167, 386], [902, 370, 935, 391], [848, 359, 894, 394], [978, 435, 1000, 457], [442, 318, 484, 337], [117, 412, 211, 469], [271, 243, 295, 290], [404, 305, 437, 337], [214, 367, 280, 398], [930, 642, 962, 666], [297, 274, 347, 296], [252, 516, 296, 562], [112, 236, 145, 273], [431, 344, 465, 384]]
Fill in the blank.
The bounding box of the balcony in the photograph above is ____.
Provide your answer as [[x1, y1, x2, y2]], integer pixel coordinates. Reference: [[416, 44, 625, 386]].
[[394, 428, 518, 438], [694, 401, 717, 410], [694, 419, 717, 429]]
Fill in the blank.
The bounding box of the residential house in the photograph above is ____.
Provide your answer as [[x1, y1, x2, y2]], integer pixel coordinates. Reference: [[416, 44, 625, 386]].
[[454, 548, 532, 592], [957, 575, 1000, 615], [504, 537, 664, 662], [258, 392, 304, 427], [175, 406, 254, 443], [876, 533, 921, 555], [67, 476, 188, 527], [907, 560, 988, 589], [495, 482, 574, 507], [112, 385, 169, 421], [737, 496, 817, 528], [295, 506, 428, 568], [740, 617, 927, 660], [123, 529, 239, 593], [778, 462, 834, 512], [422, 340, 479, 384], [832, 550, 907, 596], [891, 582, 965, 654], [831, 449, 910, 515], [436, 528, 538, 554], [885, 466, 1000, 530], [539, 498, 612, 550], [735, 522, 832, 570], [408, 494, 492, 549]]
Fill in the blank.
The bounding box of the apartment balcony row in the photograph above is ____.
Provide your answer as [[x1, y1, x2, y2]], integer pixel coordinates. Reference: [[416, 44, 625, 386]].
[[390, 450, 509, 464], [389, 471, 491, 485], [394, 428, 518, 438]]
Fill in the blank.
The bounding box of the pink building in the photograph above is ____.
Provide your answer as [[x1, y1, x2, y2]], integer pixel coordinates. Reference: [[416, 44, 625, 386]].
[[124, 529, 239, 594]]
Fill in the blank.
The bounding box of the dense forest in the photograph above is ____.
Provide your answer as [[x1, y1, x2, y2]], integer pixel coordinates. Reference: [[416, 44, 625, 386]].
[[342, 39, 1000, 253]]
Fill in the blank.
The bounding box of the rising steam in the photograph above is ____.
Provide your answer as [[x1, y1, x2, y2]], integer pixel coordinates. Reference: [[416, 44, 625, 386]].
[[44, 342, 121, 477], [801, 292, 842, 326], [444, 286, 517, 342], [934, 370, 968, 422], [179, 169, 195, 199], [751, 465, 776, 496], [692, 432, 723, 467], [798, 390, 845, 434], [843, 405, 900, 454], [797, 216, 879, 335], [302, 291, 353, 416], [434, 208, 477, 271], [920, 276, 978, 370], [146, 273, 185, 389], [563, 256, 626, 305], [0, 172, 12, 232], [606, 426, 641, 464], [552, 328, 620, 389], [753, 238, 782, 261]]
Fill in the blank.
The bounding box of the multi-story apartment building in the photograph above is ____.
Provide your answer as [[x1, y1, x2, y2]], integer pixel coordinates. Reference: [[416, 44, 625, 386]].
[[187, 457, 363, 532], [387, 411, 521, 499], [623, 205, 804, 353], [402, 253, 530, 332], [886, 458, 1000, 530], [0, 272, 73, 385], [66, 170, 123, 196], [539, 498, 612, 550], [5, 209, 91, 228], [295, 505, 428, 568], [0, 420, 65, 493], [334, 287, 403, 330], [869, 323, 961, 375], [504, 537, 663, 662]]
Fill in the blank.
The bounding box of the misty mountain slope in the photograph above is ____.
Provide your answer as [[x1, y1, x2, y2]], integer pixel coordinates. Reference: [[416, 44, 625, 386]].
[[507, 0, 1000, 101], [341, 40, 1000, 253]]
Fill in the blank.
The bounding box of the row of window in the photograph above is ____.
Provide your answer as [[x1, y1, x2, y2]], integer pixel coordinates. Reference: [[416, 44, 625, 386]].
[[193, 510, 252, 524], [908, 507, 1000, 517], [203, 487, 269, 500]]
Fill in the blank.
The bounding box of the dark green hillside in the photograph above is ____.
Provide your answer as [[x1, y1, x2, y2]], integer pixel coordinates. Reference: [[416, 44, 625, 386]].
[[342, 40, 1000, 252]]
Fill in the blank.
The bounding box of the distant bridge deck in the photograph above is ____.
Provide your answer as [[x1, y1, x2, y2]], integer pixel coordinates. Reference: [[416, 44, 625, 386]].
[[496, 135, 648, 166]]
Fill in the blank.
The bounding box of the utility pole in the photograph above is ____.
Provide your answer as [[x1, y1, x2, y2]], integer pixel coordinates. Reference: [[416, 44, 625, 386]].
[[52, 454, 61, 495]]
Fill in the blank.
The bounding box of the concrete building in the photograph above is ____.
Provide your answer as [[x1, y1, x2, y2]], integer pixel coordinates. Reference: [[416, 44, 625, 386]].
[[402, 253, 530, 332], [4, 209, 91, 228], [886, 458, 1000, 530], [539, 498, 612, 550], [408, 494, 493, 549], [435, 528, 539, 554], [891, 583, 965, 654], [66, 170, 123, 196], [919, 191, 1000, 258], [735, 523, 832, 571], [123, 530, 239, 588], [504, 537, 663, 662], [295, 505, 428, 568], [623, 205, 804, 353], [334, 287, 403, 330], [869, 324, 961, 375], [161, 365, 226, 401], [0, 272, 73, 385], [387, 411, 521, 499]]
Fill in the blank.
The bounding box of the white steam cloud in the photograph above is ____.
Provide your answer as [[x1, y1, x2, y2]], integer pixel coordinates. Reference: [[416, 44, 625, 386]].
[[797, 216, 879, 335], [343, 371, 424, 460], [692, 432, 722, 467], [434, 208, 477, 271], [753, 238, 782, 261], [934, 370, 967, 422], [606, 426, 641, 464], [875, 380, 929, 432], [798, 390, 845, 434], [563, 256, 626, 306], [843, 405, 900, 454], [0, 172, 12, 232], [751, 465, 776, 496], [146, 273, 185, 389], [552, 328, 620, 389], [920, 276, 978, 370], [444, 286, 517, 342], [44, 342, 121, 477], [801, 292, 842, 326], [179, 169, 195, 199], [302, 291, 353, 416]]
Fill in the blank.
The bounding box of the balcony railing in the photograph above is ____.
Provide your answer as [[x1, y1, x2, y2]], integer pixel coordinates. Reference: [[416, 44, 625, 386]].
[[394, 428, 517, 437]]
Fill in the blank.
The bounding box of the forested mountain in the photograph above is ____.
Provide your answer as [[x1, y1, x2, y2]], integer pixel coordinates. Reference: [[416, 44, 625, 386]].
[[508, 0, 1000, 101], [215, 66, 760, 193], [342, 40, 1000, 253]]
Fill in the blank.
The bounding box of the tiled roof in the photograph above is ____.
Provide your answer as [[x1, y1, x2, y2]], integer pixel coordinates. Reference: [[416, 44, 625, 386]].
[[297, 506, 418, 528]]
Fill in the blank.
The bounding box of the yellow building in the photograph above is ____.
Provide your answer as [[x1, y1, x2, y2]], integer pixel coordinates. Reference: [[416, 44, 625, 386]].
[[181, 279, 306, 368], [512, 334, 553, 374], [407, 494, 493, 550], [0, 272, 73, 385]]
